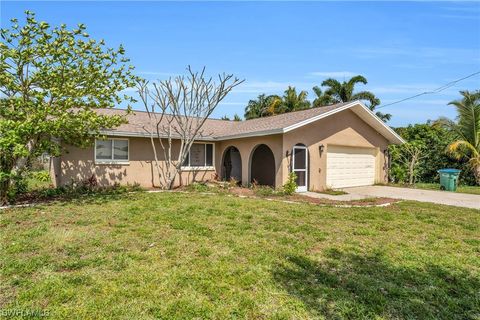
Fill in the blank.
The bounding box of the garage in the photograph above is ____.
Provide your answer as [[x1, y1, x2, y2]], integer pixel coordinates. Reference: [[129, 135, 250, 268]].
[[326, 145, 376, 188]]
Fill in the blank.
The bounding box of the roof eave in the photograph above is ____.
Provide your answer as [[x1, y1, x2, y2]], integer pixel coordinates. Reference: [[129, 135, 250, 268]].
[[98, 130, 218, 141]]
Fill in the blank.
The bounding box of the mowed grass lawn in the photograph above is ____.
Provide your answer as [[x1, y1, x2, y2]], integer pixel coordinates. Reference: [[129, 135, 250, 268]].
[[1, 192, 479, 319]]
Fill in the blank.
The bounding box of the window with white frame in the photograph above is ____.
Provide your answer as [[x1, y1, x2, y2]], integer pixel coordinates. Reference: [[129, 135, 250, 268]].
[[182, 143, 214, 168], [95, 139, 129, 162]]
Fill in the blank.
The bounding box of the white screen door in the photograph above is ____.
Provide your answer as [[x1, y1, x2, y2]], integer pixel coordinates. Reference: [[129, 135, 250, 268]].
[[292, 145, 308, 192]]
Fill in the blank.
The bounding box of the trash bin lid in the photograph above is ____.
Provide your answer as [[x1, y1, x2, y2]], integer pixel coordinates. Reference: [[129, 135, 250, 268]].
[[438, 168, 461, 173]]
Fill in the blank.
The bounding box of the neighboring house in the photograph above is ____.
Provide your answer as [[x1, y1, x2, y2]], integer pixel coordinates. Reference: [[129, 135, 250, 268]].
[[50, 101, 404, 192]]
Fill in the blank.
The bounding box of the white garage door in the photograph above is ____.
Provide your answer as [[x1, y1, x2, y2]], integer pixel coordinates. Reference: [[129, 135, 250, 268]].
[[326, 146, 376, 188]]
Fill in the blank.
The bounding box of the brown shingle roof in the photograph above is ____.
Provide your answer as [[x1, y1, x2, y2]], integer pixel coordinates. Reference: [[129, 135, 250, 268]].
[[98, 102, 350, 140]]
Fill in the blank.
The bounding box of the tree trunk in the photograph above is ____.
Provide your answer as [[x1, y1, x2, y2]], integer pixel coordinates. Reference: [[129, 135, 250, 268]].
[[0, 156, 15, 205], [474, 165, 480, 186], [0, 178, 10, 205]]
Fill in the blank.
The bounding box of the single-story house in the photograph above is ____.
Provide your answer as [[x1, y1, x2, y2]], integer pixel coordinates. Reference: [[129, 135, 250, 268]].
[[50, 101, 404, 192]]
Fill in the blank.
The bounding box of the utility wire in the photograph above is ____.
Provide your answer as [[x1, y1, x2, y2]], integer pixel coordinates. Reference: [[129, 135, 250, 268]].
[[376, 71, 480, 109]]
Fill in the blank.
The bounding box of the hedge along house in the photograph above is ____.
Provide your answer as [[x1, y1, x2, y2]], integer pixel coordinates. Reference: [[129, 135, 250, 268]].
[[51, 101, 404, 191]]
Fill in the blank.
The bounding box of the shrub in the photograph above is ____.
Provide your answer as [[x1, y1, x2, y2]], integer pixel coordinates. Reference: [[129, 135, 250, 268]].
[[31, 170, 51, 182], [282, 172, 297, 195], [7, 173, 29, 201], [391, 122, 476, 185], [186, 182, 211, 193]]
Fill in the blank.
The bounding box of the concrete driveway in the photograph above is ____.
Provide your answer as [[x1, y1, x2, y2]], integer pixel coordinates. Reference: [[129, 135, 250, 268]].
[[341, 186, 480, 209]]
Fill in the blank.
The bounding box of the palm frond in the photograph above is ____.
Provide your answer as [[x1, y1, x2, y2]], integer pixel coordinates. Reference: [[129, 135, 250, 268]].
[[347, 75, 368, 87], [448, 90, 480, 151], [447, 139, 479, 160]]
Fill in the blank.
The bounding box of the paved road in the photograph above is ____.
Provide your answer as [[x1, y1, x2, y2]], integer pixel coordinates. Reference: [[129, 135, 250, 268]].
[[341, 186, 480, 209]]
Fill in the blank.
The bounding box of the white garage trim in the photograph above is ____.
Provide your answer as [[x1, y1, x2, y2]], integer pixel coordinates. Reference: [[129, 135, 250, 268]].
[[326, 145, 376, 189]]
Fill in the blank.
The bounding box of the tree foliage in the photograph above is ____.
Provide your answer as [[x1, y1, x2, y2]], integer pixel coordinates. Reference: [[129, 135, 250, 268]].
[[244, 87, 309, 120], [280, 86, 311, 113], [244, 94, 282, 120], [444, 90, 480, 184], [389, 122, 476, 186], [313, 75, 391, 122], [0, 11, 137, 203]]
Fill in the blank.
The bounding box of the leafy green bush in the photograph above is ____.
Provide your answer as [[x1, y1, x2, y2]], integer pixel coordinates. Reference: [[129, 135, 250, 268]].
[[7, 173, 29, 201], [185, 182, 211, 193], [9, 177, 143, 204], [31, 170, 51, 182], [391, 122, 476, 185], [282, 172, 297, 195]]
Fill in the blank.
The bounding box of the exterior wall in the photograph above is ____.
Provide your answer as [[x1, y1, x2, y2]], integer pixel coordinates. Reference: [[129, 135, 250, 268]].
[[53, 137, 216, 188], [215, 134, 284, 188], [53, 109, 390, 190], [282, 109, 389, 191]]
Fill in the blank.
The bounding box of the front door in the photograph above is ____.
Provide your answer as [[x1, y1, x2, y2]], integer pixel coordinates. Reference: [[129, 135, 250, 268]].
[[292, 145, 308, 192]]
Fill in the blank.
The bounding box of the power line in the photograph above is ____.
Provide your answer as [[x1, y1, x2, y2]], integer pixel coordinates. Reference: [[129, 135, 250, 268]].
[[376, 71, 480, 109]]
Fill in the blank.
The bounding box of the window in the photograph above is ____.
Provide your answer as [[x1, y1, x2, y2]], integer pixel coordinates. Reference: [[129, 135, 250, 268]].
[[95, 139, 129, 163], [182, 143, 214, 169]]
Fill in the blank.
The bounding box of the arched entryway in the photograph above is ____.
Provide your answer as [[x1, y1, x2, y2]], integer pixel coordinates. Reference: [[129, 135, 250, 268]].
[[250, 144, 275, 186], [222, 146, 242, 183]]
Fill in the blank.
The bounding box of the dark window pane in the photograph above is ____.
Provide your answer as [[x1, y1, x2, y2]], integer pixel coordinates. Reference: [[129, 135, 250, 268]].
[[189, 143, 205, 166], [96, 140, 112, 160], [294, 147, 306, 170], [113, 140, 128, 160], [206, 144, 213, 166], [295, 171, 306, 187]]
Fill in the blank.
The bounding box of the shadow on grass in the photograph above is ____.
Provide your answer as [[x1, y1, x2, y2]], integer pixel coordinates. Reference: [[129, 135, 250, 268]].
[[10, 188, 144, 208], [273, 249, 479, 319]]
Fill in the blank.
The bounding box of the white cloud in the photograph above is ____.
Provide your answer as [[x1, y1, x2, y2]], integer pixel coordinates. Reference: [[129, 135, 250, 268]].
[[309, 71, 358, 78]]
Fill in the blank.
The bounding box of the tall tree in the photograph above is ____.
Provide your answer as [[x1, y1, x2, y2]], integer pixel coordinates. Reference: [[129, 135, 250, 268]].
[[0, 11, 137, 204], [445, 90, 480, 185], [137, 67, 243, 189], [244, 94, 282, 120], [313, 75, 391, 122], [281, 86, 310, 113]]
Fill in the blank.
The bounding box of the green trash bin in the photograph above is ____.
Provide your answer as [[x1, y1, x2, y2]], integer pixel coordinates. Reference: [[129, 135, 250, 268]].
[[438, 169, 461, 191]]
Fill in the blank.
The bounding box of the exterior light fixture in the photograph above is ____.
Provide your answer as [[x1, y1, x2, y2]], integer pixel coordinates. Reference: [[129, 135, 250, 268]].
[[319, 144, 324, 155]]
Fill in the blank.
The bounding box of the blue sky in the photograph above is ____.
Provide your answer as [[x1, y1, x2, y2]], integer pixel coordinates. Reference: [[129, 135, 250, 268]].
[[1, 1, 479, 126]]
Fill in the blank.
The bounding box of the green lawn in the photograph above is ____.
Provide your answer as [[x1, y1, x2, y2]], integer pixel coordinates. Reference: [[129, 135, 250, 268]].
[[1, 192, 479, 319], [388, 182, 480, 195]]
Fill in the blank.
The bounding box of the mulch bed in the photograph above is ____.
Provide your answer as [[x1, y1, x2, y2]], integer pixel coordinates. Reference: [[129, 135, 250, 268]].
[[227, 186, 398, 207]]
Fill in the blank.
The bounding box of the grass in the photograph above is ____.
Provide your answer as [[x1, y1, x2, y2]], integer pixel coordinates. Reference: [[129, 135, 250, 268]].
[[1, 192, 479, 319], [388, 182, 480, 195]]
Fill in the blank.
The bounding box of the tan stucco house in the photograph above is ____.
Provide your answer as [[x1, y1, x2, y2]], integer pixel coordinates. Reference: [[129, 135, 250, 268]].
[[51, 101, 404, 192]]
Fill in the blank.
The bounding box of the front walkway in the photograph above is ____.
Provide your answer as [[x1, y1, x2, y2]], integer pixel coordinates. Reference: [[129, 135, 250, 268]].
[[341, 185, 480, 209]]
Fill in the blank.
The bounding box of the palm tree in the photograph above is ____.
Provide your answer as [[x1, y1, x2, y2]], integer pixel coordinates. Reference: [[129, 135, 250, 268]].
[[281, 86, 310, 113], [313, 75, 391, 122], [244, 94, 282, 120], [312, 86, 334, 107], [446, 90, 480, 184]]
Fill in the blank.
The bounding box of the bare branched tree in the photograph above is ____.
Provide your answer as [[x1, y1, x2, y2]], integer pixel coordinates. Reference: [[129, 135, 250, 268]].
[[398, 142, 427, 185], [137, 66, 244, 189]]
